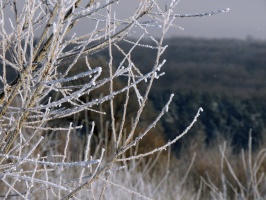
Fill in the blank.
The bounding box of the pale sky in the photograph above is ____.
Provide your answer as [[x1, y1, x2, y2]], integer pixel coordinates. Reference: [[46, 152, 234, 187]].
[[115, 0, 266, 40], [171, 0, 266, 40], [5, 0, 266, 40]]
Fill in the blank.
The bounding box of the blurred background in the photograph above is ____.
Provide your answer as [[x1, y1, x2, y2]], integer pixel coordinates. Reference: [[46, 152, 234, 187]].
[[90, 0, 266, 152]]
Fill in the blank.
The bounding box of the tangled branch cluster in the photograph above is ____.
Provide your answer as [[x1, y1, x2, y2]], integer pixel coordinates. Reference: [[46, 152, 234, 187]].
[[0, 0, 227, 199]]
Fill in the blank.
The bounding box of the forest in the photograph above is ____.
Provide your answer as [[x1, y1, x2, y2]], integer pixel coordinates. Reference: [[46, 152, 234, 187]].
[[2, 37, 266, 153], [95, 37, 266, 154]]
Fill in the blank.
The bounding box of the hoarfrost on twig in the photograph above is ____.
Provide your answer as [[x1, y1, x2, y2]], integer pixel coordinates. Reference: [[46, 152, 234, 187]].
[[0, 0, 224, 198]]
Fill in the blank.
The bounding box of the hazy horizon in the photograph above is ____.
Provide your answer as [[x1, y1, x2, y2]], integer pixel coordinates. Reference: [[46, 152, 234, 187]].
[[3, 1, 266, 41], [121, 0, 266, 40], [170, 0, 266, 40]]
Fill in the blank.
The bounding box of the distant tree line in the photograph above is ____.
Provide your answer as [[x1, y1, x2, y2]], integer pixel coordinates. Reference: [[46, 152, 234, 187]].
[[1, 37, 266, 154], [97, 37, 266, 153]]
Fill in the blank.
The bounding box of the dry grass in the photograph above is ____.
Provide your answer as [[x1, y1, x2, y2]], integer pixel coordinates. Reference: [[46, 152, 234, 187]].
[[3, 113, 266, 200], [177, 131, 266, 200]]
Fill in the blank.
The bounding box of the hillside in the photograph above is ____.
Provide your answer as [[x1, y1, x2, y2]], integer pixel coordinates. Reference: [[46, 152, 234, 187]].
[[104, 37, 266, 153], [1, 37, 266, 153]]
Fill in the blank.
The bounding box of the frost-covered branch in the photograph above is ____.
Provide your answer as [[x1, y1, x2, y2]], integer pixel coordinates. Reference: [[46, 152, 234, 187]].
[[0, 0, 229, 198]]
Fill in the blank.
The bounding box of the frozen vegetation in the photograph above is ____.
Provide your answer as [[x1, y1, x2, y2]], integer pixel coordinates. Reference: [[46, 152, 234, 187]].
[[4, 0, 264, 199]]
